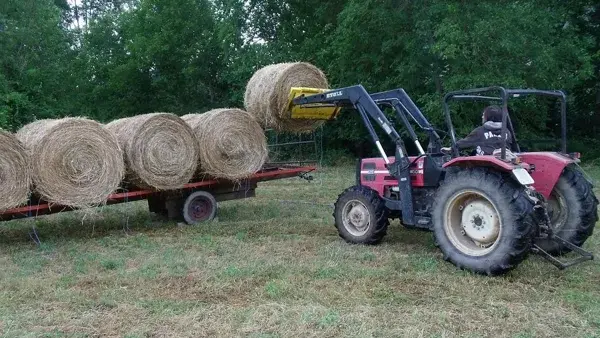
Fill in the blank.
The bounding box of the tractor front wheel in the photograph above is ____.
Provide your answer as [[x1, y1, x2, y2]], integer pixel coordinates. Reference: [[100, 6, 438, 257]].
[[535, 166, 598, 255], [333, 185, 389, 245], [432, 168, 537, 275]]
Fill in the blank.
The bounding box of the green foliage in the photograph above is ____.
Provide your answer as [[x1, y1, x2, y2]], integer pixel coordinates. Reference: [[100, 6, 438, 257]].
[[75, 0, 223, 121], [0, 0, 599, 156], [0, 0, 78, 129], [319, 0, 596, 148]]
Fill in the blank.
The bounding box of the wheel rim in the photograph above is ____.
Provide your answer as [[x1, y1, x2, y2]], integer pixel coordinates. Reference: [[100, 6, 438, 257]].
[[188, 196, 212, 221], [547, 188, 568, 231], [444, 190, 502, 256], [341, 199, 371, 237]]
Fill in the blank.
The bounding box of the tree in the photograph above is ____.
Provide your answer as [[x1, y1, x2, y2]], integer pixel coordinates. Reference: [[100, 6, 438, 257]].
[[310, 0, 595, 154], [76, 0, 224, 121], [1, 0, 599, 158], [0, 0, 78, 129]]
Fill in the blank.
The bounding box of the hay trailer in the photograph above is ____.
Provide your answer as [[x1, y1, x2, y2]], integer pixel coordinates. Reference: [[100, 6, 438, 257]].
[[0, 166, 315, 224]]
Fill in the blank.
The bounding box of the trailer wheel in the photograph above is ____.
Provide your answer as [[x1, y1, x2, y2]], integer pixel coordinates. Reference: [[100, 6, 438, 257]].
[[535, 166, 598, 255], [182, 191, 217, 225], [432, 168, 537, 276], [333, 185, 389, 245]]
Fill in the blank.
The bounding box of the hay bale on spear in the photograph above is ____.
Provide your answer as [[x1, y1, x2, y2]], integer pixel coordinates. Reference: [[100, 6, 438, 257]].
[[244, 62, 329, 132], [183, 108, 268, 180], [16, 118, 124, 208], [0, 130, 30, 211], [106, 113, 199, 190]]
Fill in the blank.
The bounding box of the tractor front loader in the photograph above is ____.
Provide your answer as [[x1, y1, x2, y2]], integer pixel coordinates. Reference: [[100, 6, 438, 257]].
[[288, 85, 597, 276]]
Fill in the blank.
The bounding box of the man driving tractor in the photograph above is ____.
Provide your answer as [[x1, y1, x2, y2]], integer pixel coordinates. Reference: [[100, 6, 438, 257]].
[[442, 105, 513, 155]]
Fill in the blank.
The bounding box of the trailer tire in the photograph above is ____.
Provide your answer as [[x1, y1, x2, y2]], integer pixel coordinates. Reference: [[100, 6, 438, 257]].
[[334, 185, 389, 245], [182, 191, 217, 225], [432, 168, 537, 276], [535, 166, 598, 255]]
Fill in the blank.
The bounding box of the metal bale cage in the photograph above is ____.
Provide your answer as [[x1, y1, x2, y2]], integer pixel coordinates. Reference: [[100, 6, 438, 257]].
[[264, 126, 324, 168]]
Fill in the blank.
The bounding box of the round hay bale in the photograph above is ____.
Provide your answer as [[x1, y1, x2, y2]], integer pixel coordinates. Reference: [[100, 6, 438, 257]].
[[0, 130, 30, 211], [106, 113, 199, 190], [183, 109, 268, 180], [16, 118, 124, 208], [244, 62, 328, 132]]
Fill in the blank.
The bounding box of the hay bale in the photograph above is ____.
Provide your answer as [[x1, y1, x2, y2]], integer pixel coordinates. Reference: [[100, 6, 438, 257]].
[[183, 109, 268, 180], [244, 62, 328, 132], [16, 118, 124, 208], [106, 113, 199, 190], [0, 130, 30, 211]]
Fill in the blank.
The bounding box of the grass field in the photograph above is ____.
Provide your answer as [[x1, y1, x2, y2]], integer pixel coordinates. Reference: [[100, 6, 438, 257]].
[[0, 165, 599, 337]]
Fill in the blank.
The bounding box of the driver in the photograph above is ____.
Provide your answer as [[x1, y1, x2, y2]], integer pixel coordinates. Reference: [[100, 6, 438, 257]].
[[442, 105, 512, 156]]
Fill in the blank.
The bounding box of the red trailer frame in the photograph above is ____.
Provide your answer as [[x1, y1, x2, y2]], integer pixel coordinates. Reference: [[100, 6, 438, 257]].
[[0, 165, 316, 224]]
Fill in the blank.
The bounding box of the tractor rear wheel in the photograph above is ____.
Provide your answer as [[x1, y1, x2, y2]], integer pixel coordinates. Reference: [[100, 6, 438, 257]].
[[334, 185, 389, 245], [535, 166, 598, 255], [432, 168, 537, 276]]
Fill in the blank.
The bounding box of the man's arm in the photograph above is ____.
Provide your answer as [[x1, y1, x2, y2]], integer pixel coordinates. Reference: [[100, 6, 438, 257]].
[[456, 127, 483, 149]]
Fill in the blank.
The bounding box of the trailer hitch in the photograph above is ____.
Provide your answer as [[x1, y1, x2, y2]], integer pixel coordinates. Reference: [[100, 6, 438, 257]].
[[531, 194, 594, 269], [532, 237, 594, 270]]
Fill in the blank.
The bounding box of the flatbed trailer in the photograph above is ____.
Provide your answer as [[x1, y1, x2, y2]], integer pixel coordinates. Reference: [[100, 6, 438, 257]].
[[0, 165, 316, 224]]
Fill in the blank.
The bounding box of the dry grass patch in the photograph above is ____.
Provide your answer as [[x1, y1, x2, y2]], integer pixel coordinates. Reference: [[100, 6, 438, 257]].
[[0, 165, 598, 337]]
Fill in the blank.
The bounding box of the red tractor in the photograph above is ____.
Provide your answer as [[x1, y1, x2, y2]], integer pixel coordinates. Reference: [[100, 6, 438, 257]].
[[291, 86, 598, 275]]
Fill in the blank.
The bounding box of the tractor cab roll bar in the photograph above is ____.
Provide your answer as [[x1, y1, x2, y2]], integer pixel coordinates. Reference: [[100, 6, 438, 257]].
[[443, 86, 567, 160]]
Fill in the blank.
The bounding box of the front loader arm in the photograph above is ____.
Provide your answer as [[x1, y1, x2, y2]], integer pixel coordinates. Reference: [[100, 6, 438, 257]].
[[371, 89, 434, 133], [292, 85, 416, 225], [371, 89, 442, 154], [293, 85, 401, 155]]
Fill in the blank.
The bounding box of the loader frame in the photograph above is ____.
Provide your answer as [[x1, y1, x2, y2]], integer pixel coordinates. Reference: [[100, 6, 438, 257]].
[[293, 85, 445, 227]]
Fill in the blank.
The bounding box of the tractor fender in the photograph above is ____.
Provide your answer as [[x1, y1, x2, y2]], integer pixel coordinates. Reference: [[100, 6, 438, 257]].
[[442, 156, 534, 187], [518, 152, 577, 199], [442, 156, 515, 171]]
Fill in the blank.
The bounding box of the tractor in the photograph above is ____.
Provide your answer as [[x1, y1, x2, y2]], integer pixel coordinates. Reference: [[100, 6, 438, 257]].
[[289, 85, 598, 275]]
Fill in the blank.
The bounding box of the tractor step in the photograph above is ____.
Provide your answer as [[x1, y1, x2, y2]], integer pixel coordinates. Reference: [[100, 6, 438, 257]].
[[416, 216, 431, 225], [532, 235, 594, 270], [402, 215, 432, 231]]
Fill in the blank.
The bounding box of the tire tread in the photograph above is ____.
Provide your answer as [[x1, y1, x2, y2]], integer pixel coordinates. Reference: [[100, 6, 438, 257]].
[[333, 185, 389, 245], [432, 168, 537, 276], [536, 166, 599, 255]]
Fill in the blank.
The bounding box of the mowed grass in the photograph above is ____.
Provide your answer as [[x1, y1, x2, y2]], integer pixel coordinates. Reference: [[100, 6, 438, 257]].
[[0, 165, 599, 338]]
